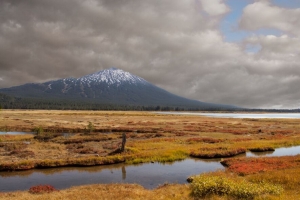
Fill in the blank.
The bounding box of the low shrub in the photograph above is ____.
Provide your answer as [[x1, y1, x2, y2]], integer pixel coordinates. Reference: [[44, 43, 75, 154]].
[[33, 126, 44, 135], [87, 121, 94, 134], [190, 174, 283, 199], [29, 185, 58, 194]]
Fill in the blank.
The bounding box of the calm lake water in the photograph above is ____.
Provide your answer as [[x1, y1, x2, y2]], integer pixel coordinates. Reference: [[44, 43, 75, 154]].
[[156, 112, 300, 119], [1, 146, 300, 192], [0, 132, 33, 135]]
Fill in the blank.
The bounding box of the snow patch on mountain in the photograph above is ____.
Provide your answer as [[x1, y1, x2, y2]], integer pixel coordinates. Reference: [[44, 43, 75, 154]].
[[61, 79, 70, 93], [44, 68, 149, 91], [78, 68, 149, 86]]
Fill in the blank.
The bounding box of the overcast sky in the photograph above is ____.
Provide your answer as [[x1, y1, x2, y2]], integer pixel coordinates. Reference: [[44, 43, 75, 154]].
[[1, 0, 300, 109]]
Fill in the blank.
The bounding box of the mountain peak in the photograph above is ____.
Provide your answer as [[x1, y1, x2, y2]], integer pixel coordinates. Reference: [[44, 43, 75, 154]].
[[79, 68, 149, 86], [108, 67, 118, 71]]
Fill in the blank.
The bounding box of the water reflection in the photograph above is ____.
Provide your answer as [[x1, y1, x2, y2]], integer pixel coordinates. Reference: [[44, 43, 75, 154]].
[[122, 166, 126, 180], [1, 145, 300, 192], [247, 151, 275, 157], [246, 146, 300, 157], [0, 159, 223, 192]]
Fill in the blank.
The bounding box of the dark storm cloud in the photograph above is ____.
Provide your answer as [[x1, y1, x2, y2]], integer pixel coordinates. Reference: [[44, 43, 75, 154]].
[[0, 0, 300, 108]]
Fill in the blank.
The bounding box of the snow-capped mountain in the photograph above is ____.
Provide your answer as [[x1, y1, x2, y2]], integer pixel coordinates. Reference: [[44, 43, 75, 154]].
[[0, 68, 237, 109], [42, 68, 150, 97], [79, 67, 148, 86]]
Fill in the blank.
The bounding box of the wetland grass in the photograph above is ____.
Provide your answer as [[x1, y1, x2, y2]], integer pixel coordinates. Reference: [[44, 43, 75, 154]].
[[190, 173, 283, 199], [1, 110, 300, 199]]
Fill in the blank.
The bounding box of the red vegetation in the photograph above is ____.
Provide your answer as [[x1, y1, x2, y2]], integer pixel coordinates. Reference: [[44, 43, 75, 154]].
[[221, 155, 300, 175], [29, 185, 58, 194], [186, 137, 224, 144]]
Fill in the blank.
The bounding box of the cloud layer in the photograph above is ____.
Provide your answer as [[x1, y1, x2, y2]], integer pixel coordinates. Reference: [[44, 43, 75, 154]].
[[0, 0, 299, 109]]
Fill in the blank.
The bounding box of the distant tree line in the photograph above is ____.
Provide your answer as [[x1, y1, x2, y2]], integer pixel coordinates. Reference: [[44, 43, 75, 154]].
[[0, 93, 235, 111], [0, 93, 299, 112]]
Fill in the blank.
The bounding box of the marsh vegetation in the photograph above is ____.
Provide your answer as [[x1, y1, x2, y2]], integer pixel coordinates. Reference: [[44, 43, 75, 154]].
[[1, 110, 300, 199]]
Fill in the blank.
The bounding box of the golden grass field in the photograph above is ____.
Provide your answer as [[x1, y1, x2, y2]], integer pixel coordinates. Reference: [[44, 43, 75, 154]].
[[1, 110, 300, 199]]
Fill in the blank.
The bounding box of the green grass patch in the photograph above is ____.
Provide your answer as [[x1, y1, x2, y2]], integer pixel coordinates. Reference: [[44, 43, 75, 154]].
[[190, 174, 283, 199]]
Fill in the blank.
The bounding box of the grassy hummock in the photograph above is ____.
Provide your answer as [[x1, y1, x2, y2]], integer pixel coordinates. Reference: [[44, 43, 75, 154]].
[[190, 174, 283, 199]]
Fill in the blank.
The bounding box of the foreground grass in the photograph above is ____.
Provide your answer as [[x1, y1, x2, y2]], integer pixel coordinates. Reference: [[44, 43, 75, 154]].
[[188, 167, 300, 200], [0, 184, 190, 200]]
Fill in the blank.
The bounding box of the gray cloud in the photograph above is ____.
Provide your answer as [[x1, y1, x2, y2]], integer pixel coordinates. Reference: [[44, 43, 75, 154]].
[[0, 0, 300, 109], [239, 1, 300, 35], [199, 0, 230, 16]]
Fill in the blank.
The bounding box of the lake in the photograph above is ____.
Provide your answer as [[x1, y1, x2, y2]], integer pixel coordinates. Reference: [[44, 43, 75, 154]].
[[156, 112, 300, 119]]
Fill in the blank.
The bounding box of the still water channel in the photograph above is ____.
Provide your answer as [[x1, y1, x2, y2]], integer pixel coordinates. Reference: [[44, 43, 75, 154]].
[[1, 146, 300, 192], [0, 159, 221, 192]]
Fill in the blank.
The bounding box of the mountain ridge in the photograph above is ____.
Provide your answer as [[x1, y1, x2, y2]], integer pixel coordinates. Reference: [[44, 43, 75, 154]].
[[0, 68, 238, 110]]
